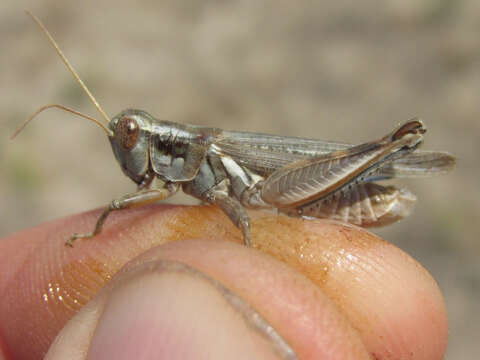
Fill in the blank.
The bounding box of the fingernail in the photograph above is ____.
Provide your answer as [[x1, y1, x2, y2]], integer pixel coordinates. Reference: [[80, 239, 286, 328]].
[[87, 261, 296, 360]]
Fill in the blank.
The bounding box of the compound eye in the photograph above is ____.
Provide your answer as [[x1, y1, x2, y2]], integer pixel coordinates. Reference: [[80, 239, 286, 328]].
[[116, 116, 140, 150]]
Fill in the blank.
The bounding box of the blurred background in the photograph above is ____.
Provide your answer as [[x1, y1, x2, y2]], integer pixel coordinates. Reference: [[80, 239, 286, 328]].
[[1, 1, 478, 358]]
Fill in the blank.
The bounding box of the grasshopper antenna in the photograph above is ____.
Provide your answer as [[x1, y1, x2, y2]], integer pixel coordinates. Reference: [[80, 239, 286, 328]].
[[11, 104, 112, 139], [25, 10, 111, 125], [12, 11, 113, 139]]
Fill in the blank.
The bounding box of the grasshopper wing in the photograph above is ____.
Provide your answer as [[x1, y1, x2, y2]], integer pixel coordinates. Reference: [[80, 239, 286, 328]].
[[215, 126, 454, 181], [213, 132, 347, 176], [372, 150, 455, 180]]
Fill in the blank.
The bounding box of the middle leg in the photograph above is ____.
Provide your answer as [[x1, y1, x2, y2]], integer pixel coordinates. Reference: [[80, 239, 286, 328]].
[[204, 180, 251, 246]]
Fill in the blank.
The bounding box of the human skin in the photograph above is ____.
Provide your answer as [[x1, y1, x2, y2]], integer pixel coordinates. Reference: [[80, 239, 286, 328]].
[[0, 204, 447, 359]]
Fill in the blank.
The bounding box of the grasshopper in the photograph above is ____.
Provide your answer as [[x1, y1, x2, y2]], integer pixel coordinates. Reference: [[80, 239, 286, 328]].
[[13, 13, 455, 247]]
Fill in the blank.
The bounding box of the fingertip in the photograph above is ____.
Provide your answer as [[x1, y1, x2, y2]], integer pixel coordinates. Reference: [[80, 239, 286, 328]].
[[252, 216, 448, 360]]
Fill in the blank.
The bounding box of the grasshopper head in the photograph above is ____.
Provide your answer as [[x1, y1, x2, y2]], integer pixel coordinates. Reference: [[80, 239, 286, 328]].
[[109, 109, 153, 185]]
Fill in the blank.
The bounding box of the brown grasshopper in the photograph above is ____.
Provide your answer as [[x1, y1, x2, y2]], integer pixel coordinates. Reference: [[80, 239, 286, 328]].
[[13, 12, 455, 247]]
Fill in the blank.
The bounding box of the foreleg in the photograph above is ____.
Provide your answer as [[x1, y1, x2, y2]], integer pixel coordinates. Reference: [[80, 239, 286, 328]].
[[66, 183, 179, 247]]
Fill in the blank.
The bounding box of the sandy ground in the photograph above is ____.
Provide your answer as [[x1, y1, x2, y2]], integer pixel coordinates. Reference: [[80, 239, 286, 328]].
[[1, 1, 479, 358]]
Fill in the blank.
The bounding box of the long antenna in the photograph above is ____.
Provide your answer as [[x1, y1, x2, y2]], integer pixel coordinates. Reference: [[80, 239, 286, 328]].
[[25, 10, 111, 125], [11, 104, 113, 139]]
